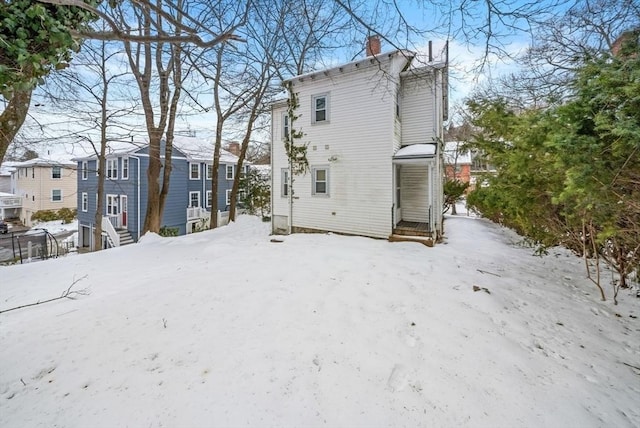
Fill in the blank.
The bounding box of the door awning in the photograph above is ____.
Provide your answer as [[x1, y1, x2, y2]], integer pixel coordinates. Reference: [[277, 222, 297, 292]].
[[393, 144, 437, 164]]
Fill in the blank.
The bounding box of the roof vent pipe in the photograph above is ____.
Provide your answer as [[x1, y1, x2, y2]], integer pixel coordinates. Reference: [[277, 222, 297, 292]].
[[366, 35, 381, 56]]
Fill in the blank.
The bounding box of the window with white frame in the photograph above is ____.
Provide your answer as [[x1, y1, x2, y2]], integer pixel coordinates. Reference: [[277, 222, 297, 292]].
[[312, 166, 329, 196], [106, 194, 118, 215], [82, 161, 88, 180], [225, 189, 232, 206], [226, 165, 234, 180], [312, 93, 329, 123], [189, 191, 200, 208], [82, 192, 88, 212], [190, 163, 200, 180], [51, 189, 63, 202], [206, 190, 212, 207], [122, 157, 129, 180], [281, 168, 289, 197], [51, 166, 62, 179], [107, 159, 118, 179], [206, 164, 213, 180], [282, 112, 289, 139]]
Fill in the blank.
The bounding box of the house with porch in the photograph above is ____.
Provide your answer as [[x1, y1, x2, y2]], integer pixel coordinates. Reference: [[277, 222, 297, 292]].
[[74, 137, 243, 250], [271, 37, 447, 244], [9, 158, 77, 227]]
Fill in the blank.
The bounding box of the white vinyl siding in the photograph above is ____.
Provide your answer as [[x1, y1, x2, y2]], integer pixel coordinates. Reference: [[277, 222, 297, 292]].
[[271, 56, 410, 238], [400, 165, 430, 222], [401, 73, 435, 146]]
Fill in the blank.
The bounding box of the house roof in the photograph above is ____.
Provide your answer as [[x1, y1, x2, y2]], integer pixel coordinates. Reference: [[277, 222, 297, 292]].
[[9, 157, 76, 168], [283, 49, 415, 85], [394, 144, 437, 159], [444, 141, 472, 165], [72, 136, 242, 165]]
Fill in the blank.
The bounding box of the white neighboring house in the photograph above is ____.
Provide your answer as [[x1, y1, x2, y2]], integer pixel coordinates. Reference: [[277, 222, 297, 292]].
[[271, 38, 447, 243], [10, 158, 77, 226]]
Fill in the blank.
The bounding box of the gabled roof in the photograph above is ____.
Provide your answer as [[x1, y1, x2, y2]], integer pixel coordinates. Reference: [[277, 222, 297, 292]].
[[283, 49, 415, 85], [9, 157, 76, 168], [72, 136, 242, 165]]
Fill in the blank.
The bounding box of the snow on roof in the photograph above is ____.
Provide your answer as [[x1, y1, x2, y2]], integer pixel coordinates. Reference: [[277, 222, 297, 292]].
[[72, 136, 242, 165], [0, 191, 16, 197], [394, 144, 436, 159], [9, 157, 75, 168], [444, 141, 472, 164], [284, 49, 415, 84]]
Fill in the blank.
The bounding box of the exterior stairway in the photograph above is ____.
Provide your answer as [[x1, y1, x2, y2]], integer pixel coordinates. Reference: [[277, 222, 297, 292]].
[[117, 229, 135, 246], [389, 221, 434, 247]]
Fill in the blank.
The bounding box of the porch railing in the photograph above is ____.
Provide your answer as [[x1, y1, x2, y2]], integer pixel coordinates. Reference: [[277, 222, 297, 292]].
[[106, 214, 122, 229], [187, 206, 208, 220], [102, 217, 120, 247]]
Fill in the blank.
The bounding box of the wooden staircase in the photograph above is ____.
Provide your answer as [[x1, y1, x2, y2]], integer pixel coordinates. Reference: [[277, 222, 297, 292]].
[[389, 221, 434, 247]]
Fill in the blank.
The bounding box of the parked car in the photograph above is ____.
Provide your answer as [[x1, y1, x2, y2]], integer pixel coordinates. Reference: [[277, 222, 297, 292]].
[[0, 221, 8, 234]]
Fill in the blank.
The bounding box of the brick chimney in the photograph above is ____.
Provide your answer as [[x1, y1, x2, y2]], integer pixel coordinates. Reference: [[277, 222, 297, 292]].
[[227, 142, 240, 156], [366, 35, 381, 56]]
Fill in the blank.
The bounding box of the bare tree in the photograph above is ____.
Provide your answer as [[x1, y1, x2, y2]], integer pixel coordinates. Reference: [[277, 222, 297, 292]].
[[43, 34, 137, 250]]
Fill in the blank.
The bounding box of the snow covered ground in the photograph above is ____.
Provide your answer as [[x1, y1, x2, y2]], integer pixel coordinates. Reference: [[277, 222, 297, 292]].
[[0, 213, 638, 427]]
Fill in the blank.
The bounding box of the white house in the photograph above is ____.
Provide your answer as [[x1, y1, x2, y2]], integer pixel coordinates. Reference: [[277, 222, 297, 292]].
[[271, 38, 447, 244]]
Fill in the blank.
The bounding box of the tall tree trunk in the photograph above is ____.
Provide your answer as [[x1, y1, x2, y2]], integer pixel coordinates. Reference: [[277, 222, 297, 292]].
[[143, 133, 163, 233], [0, 89, 32, 166], [229, 109, 259, 222], [210, 116, 223, 229]]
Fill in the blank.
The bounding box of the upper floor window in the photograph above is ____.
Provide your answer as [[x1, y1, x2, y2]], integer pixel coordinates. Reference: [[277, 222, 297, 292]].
[[107, 159, 118, 179], [312, 166, 329, 196], [51, 166, 61, 179], [206, 164, 213, 180], [226, 165, 234, 180], [51, 189, 63, 202], [312, 93, 329, 124], [122, 158, 129, 180], [81, 192, 88, 212], [81, 161, 88, 180], [282, 113, 289, 140], [190, 163, 200, 180]]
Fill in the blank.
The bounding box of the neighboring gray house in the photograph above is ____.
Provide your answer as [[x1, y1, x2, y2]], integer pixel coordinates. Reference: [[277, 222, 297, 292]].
[[74, 137, 244, 249]]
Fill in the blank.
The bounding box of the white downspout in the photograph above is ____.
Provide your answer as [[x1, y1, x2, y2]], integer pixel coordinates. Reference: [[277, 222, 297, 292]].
[[129, 155, 141, 240]]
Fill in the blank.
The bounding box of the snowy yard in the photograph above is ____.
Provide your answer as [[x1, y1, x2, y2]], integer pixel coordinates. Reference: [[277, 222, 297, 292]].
[[0, 214, 638, 427]]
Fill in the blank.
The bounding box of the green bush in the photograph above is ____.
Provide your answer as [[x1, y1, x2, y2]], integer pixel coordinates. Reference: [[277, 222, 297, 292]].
[[57, 207, 77, 224], [31, 208, 77, 224], [159, 226, 179, 237], [31, 210, 58, 223]]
